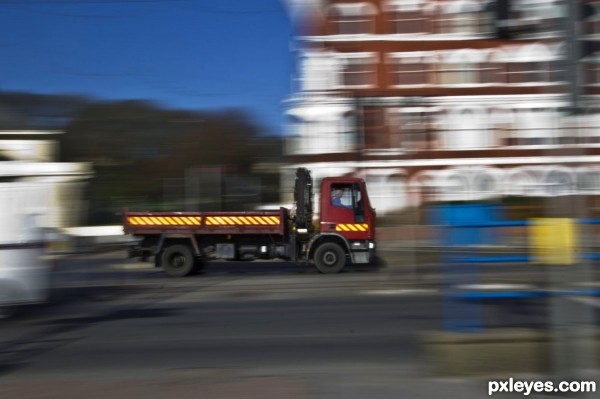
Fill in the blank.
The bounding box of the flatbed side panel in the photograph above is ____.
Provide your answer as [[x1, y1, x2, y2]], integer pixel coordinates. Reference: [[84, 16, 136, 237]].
[[123, 211, 203, 235], [196, 209, 286, 236], [123, 209, 288, 236]]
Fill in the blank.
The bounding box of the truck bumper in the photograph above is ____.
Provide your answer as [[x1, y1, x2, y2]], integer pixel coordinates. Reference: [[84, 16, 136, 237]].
[[349, 240, 376, 264]]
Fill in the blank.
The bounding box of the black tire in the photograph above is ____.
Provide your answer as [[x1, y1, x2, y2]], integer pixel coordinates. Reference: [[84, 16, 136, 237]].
[[161, 244, 196, 277], [313, 243, 346, 274]]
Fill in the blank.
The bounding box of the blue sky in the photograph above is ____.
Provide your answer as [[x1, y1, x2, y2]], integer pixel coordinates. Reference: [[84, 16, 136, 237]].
[[0, 0, 294, 134]]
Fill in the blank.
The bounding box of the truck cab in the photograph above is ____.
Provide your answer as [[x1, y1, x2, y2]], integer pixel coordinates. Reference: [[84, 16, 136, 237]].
[[300, 175, 376, 273], [320, 177, 376, 242]]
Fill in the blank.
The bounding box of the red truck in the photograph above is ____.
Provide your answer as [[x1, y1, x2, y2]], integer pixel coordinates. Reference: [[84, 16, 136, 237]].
[[123, 168, 376, 276]]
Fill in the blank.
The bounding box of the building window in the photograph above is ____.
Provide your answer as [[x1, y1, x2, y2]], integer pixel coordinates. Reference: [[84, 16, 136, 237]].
[[514, 108, 559, 145], [578, 111, 600, 144], [506, 62, 548, 84], [545, 169, 574, 196], [362, 107, 387, 149], [435, 0, 489, 35], [472, 172, 499, 197], [442, 107, 490, 149], [327, 2, 377, 35], [583, 58, 600, 86], [491, 43, 564, 84], [436, 49, 487, 85], [299, 52, 342, 91], [489, 108, 515, 146], [437, 62, 478, 85], [503, 60, 563, 84], [338, 53, 377, 88], [480, 62, 503, 84], [387, 108, 439, 151], [387, 53, 432, 86], [389, 108, 440, 151], [442, 173, 470, 201], [577, 169, 600, 192], [512, 0, 564, 38], [582, 2, 600, 37], [384, 0, 428, 34]]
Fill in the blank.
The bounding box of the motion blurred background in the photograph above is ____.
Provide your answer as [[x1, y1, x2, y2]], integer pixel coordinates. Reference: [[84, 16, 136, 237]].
[[1, 0, 600, 397]]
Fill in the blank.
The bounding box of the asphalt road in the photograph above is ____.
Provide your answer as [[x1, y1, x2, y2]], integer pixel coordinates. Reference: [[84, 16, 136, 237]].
[[0, 251, 598, 399]]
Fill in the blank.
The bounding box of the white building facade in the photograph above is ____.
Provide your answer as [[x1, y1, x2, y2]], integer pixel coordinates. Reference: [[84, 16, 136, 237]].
[[282, 0, 600, 214]]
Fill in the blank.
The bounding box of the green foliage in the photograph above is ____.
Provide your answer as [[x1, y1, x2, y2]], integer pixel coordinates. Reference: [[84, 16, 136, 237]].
[[59, 100, 282, 221], [0, 92, 282, 224]]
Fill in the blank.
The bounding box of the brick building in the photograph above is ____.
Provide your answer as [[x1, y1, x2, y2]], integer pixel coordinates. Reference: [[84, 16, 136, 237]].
[[282, 0, 600, 214]]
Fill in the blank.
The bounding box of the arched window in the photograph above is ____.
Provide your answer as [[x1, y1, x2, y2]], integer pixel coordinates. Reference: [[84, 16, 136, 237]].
[[506, 169, 536, 196], [472, 171, 501, 198], [504, 43, 563, 84], [327, 3, 377, 35], [544, 169, 574, 196], [443, 106, 489, 149], [442, 172, 470, 201]]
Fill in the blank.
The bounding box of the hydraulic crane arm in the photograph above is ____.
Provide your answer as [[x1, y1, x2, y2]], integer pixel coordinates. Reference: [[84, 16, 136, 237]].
[[293, 167, 313, 233]]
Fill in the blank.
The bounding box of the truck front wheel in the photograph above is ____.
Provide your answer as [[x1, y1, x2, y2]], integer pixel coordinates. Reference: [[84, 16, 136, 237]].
[[161, 244, 197, 277], [313, 243, 346, 274]]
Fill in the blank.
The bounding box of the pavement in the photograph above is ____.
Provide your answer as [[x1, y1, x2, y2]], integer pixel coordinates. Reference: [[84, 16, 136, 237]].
[[1, 236, 599, 399]]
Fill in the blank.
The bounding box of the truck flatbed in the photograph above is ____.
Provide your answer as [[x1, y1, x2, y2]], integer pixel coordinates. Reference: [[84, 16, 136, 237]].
[[124, 208, 287, 236]]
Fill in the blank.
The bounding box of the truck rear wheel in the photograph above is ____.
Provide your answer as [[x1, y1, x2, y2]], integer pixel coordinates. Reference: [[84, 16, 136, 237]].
[[161, 244, 196, 277], [314, 243, 345, 274]]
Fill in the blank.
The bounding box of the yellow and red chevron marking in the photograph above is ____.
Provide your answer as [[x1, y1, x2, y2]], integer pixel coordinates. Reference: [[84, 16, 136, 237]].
[[335, 223, 369, 232], [205, 215, 280, 226], [127, 216, 202, 226]]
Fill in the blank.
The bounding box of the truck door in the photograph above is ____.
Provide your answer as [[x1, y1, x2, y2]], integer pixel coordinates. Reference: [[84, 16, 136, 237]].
[[320, 181, 371, 240]]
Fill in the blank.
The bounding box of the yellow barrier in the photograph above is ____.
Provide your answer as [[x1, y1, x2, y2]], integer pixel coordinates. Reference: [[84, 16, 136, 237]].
[[529, 218, 577, 265]]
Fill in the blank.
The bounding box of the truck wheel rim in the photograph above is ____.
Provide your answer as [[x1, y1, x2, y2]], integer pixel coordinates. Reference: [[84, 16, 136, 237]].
[[323, 251, 337, 266], [171, 254, 186, 268]]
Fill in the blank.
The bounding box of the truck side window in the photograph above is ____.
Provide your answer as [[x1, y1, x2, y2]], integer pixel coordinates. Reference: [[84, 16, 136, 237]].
[[353, 183, 365, 223], [331, 184, 353, 209]]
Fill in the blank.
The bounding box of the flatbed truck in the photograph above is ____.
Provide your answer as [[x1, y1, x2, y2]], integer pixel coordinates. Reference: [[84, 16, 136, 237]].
[[123, 168, 376, 276]]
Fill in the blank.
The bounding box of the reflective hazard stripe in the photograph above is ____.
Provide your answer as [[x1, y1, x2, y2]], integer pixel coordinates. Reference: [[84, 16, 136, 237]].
[[128, 216, 201, 226], [205, 216, 280, 226], [336, 224, 369, 232], [128, 215, 280, 227]]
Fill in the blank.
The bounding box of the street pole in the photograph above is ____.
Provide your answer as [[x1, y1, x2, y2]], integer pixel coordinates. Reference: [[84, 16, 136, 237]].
[[549, 0, 597, 382]]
